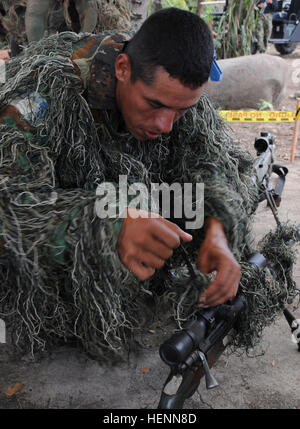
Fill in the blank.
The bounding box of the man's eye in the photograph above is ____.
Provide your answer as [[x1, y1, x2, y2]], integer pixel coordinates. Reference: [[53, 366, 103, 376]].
[[149, 101, 162, 109]]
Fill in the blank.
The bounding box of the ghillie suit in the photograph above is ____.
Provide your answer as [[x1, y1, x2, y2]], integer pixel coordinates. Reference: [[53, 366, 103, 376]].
[[0, 32, 298, 361], [94, 0, 131, 33]]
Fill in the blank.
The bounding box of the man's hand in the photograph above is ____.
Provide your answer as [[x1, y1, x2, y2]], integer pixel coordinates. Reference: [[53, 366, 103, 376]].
[[117, 208, 193, 281], [197, 218, 241, 308]]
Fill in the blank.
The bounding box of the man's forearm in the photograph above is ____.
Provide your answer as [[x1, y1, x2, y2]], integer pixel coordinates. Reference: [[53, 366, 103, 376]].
[[197, 217, 241, 307]]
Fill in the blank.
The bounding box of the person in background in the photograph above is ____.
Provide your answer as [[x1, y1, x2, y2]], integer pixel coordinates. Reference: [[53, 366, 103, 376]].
[[25, 0, 99, 43], [255, 0, 278, 53]]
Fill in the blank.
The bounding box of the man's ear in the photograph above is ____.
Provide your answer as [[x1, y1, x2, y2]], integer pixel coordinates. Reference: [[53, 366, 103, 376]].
[[115, 54, 131, 83]]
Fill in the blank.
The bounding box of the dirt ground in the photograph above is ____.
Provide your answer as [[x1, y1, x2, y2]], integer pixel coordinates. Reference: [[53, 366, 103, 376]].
[[0, 43, 300, 412]]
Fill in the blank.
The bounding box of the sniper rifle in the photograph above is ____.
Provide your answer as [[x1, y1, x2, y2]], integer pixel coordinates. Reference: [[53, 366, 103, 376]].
[[157, 132, 298, 409]]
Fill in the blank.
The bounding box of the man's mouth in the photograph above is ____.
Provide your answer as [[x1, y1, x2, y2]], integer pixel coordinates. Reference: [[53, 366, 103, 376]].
[[144, 130, 161, 139]]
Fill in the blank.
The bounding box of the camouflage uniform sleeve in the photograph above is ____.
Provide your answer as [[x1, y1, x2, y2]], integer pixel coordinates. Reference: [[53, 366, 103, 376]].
[[0, 31, 142, 357], [0, 104, 123, 268], [0, 108, 139, 355], [0, 31, 132, 268]]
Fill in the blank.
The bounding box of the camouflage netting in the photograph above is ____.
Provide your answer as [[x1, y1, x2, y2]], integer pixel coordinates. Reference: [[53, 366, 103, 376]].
[[234, 223, 299, 353], [0, 32, 299, 361]]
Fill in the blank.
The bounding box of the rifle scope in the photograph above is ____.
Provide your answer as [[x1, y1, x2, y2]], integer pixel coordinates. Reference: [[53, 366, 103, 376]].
[[159, 298, 246, 368], [254, 131, 275, 155], [160, 253, 266, 368], [159, 318, 207, 367]]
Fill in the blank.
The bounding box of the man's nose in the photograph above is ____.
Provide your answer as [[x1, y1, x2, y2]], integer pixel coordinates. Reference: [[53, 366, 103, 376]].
[[155, 109, 176, 134]]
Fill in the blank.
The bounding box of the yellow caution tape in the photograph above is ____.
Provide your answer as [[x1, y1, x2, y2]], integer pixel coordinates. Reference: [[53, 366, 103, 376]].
[[219, 110, 299, 122]]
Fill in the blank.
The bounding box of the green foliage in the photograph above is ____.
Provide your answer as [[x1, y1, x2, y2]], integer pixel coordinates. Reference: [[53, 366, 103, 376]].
[[148, 0, 259, 58], [161, 0, 189, 10], [214, 0, 258, 59], [258, 99, 274, 111], [186, 0, 198, 12]]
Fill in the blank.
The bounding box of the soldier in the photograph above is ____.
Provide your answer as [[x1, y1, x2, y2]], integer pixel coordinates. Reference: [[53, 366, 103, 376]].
[[25, 0, 99, 43], [255, 0, 278, 53], [0, 8, 245, 357]]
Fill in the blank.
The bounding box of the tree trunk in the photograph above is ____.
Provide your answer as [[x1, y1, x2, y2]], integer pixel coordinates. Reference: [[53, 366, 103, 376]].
[[196, 0, 204, 16]]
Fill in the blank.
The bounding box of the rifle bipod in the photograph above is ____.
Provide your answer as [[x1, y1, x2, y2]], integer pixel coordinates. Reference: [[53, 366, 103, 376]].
[[260, 164, 289, 227], [258, 164, 288, 208]]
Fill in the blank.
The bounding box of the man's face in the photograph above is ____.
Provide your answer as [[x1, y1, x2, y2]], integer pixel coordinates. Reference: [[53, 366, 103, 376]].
[[115, 54, 204, 141]]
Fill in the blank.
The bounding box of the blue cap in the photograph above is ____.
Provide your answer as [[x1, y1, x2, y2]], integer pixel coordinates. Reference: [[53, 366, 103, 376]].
[[210, 51, 223, 82]]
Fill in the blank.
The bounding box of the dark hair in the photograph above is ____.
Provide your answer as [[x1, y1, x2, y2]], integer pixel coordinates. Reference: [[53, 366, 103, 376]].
[[124, 8, 214, 89]]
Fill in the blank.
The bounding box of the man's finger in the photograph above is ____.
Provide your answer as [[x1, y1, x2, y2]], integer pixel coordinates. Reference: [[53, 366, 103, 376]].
[[136, 249, 165, 270], [151, 218, 193, 248], [141, 236, 174, 260], [199, 286, 237, 307], [198, 265, 240, 306], [161, 217, 193, 242], [127, 259, 156, 281]]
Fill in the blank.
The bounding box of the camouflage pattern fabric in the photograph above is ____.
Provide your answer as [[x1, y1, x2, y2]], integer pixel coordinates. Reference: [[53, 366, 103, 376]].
[[72, 31, 132, 108], [255, 12, 273, 52]]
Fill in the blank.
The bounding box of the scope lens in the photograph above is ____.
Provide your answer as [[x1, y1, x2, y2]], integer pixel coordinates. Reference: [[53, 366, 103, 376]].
[[159, 331, 194, 366], [254, 138, 269, 153]]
